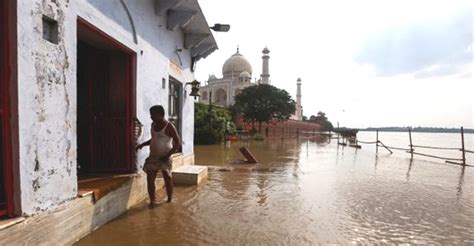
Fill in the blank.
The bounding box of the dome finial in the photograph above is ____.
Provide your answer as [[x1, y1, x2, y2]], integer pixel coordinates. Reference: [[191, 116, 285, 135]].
[[237, 45, 240, 54], [262, 46, 270, 54]]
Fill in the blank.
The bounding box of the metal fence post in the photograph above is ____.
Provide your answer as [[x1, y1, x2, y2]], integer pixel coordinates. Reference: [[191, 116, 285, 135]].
[[408, 128, 414, 158], [376, 130, 379, 154], [461, 126, 466, 165]]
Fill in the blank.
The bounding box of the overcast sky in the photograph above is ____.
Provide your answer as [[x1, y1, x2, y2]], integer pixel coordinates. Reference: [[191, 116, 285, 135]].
[[195, 0, 473, 128]]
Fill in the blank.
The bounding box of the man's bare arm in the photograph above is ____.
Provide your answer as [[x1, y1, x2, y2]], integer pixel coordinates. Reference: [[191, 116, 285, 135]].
[[163, 123, 181, 159], [136, 139, 151, 150], [136, 123, 153, 151]]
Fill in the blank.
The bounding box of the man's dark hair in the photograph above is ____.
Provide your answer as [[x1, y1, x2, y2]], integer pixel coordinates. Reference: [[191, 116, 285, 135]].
[[150, 105, 165, 116]]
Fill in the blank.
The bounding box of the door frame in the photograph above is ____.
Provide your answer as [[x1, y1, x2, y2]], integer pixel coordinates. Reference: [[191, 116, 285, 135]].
[[77, 17, 137, 173], [1, 0, 14, 217]]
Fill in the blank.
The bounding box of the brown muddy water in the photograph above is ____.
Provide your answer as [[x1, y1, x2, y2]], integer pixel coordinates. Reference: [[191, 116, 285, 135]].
[[77, 132, 474, 245]]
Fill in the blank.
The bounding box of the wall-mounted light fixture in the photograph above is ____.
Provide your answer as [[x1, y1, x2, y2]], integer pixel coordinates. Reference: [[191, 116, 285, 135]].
[[185, 80, 201, 99], [210, 23, 230, 32]]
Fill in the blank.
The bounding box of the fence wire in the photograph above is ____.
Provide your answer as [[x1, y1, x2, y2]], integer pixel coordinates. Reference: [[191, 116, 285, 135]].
[[352, 128, 472, 166]]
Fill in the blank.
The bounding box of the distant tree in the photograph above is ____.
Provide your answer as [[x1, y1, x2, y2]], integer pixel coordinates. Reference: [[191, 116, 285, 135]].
[[227, 104, 240, 122], [302, 115, 308, 121], [314, 111, 327, 121], [309, 111, 333, 131], [234, 84, 296, 132]]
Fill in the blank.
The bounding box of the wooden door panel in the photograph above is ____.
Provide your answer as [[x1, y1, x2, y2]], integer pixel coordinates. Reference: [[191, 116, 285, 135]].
[[0, 120, 6, 215], [88, 50, 131, 173], [1, 0, 14, 216], [90, 118, 129, 172], [0, 2, 5, 212]]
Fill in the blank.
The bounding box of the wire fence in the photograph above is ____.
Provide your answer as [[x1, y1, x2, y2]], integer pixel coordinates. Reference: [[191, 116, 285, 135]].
[[352, 127, 473, 167], [235, 126, 473, 167]]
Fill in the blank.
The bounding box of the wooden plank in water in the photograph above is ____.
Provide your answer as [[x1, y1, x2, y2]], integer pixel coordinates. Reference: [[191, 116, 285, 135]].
[[239, 147, 258, 163]]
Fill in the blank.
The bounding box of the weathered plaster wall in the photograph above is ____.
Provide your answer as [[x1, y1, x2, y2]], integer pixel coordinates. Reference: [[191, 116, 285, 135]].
[[17, 0, 77, 215], [17, 0, 197, 215]]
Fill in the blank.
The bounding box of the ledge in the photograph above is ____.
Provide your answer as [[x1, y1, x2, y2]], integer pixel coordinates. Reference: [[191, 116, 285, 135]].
[[0, 217, 26, 231]]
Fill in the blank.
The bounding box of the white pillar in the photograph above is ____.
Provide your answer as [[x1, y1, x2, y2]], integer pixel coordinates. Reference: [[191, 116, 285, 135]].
[[296, 78, 302, 120], [261, 47, 270, 84]]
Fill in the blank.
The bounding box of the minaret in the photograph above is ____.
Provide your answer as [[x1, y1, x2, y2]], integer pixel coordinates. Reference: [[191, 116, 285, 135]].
[[296, 78, 302, 120], [261, 47, 270, 84]]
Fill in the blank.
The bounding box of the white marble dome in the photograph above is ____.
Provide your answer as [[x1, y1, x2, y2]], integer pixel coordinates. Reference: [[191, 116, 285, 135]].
[[222, 50, 252, 78]]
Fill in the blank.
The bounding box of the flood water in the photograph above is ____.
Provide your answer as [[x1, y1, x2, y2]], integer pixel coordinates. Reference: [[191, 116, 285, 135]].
[[77, 132, 474, 245]]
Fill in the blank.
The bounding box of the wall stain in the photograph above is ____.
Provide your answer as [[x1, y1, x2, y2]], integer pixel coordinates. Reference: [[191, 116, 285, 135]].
[[34, 158, 40, 172], [32, 179, 40, 192]]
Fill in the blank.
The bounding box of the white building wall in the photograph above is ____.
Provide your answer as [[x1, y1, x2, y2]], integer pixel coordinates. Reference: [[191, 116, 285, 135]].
[[16, 0, 197, 215], [200, 78, 256, 107]]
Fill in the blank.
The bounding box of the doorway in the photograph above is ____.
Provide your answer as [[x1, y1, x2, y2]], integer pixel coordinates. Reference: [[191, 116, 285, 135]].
[[1, 0, 14, 217], [77, 19, 135, 176]]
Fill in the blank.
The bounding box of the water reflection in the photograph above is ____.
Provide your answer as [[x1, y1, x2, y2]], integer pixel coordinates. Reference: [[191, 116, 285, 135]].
[[457, 166, 465, 197], [406, 157, 414, 182], [374, 155, 379, 173], [219, 167, 252, 200], [77, 135, 474, 245], [352, 147, 359, 167]]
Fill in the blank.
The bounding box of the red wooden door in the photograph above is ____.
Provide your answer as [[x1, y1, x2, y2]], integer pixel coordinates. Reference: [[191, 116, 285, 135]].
[[1, 0, 14, 217], [88, 50, 132, 173], [78, 41, 133, 173]]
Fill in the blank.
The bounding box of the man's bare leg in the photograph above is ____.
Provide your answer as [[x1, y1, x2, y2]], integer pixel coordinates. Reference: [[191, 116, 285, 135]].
[[162, 170, 173, 202], [146, 171, 158, 206]]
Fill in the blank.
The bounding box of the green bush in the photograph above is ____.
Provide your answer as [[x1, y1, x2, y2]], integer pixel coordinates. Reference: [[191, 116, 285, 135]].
[[194, 128, 220, 145], [194, 103, 236, 145]]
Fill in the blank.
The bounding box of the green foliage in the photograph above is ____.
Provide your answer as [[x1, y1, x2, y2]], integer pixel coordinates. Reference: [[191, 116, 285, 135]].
[[194, 103, 236, 144], [320, 120, 334, 131], [234, 84, 296, 131], [309, 111, 334, 131]]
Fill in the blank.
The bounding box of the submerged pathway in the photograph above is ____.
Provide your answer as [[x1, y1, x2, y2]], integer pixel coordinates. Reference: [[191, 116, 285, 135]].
[[77, 136, 474, 245]]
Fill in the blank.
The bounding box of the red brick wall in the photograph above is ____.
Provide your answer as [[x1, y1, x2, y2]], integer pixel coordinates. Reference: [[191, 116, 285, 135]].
[[236, 118, 322, 138]]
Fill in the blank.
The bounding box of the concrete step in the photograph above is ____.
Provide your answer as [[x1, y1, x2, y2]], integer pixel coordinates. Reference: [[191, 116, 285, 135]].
[[172, 165, 208, 185]]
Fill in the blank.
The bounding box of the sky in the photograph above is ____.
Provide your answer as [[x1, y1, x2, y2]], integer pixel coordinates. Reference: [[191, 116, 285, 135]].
[[195, 0, 473, 128]]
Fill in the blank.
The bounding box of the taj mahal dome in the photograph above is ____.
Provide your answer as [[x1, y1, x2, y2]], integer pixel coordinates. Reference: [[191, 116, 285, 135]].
[[199, 47, 303, 120]]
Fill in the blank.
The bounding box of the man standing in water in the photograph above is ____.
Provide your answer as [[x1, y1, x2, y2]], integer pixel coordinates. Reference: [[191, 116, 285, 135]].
[[136, 105, 181, 206]]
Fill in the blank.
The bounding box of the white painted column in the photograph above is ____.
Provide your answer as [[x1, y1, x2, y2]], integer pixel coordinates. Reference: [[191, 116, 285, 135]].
[[296, 78, 302, 120], [261, 47, 270, 84]]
